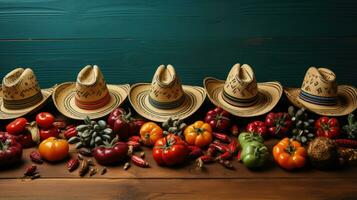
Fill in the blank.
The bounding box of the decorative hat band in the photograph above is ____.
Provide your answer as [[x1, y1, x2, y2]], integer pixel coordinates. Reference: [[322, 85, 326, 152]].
[[299, 90, 337, 106], [148, 95, 185, 109], [75, 92, 111, 110], [3, 91, 43, 109], [222, 90, 258, 107]]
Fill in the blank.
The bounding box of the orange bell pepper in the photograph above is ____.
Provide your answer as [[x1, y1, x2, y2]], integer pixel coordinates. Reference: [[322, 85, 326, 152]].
[[273, 137, 306, 170], [139, 122, 163, 146], [184, 121, 212, 148]]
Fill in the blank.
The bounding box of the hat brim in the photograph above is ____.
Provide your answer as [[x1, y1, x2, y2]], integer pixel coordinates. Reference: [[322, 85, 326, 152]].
[[52, 82, 129, 120], [284, 85, 357, 116], [129, 83, 206, 122], [0, 87, 53, 120], [204, 77, 283, 117]]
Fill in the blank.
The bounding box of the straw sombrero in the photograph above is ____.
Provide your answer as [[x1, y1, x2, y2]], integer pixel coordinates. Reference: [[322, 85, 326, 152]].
[[129, 64, 206, 122], [0, 68, 53, 120], [204, 63, 283, 117], [284, 67, 357, 116], [52, 65, 129, 120]]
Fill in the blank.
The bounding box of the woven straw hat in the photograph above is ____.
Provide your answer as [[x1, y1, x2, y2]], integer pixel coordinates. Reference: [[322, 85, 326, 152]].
[[52, 65, 129, 120], [0, 68, 53, 119], [204, 63, 283, 117], [129, 64, 206, 122], [284, 67, 356, 116]]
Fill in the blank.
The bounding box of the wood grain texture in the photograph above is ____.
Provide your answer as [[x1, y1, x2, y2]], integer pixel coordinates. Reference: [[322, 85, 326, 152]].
[[0, 0, 356, 87], [0, 38, 356, 87], [0, 179, 356, 200]]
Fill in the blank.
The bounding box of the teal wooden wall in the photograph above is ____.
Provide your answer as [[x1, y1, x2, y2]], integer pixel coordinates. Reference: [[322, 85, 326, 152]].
[[0, 0, 356, 88]]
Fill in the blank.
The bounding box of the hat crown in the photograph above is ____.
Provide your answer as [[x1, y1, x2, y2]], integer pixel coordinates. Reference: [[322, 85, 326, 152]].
[[148, 65, 185, 108], [223, 64, 258, 101], [2, 68, 43, 109], [301, 67, 337, 98], [75, 65, 110, 109]]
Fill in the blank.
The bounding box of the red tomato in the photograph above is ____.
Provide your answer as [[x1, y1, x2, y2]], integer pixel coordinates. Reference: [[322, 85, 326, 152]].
[[153, 134, 189, 166], [39, 126, 60, 141], [6, 118, 28, 135], [36, 112, 55, 128]]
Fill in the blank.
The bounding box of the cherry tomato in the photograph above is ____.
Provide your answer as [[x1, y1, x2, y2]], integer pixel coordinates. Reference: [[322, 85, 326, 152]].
[[39, 126, 60, 141], [6, 118, 28, 135], [36, 112, 55, 129]]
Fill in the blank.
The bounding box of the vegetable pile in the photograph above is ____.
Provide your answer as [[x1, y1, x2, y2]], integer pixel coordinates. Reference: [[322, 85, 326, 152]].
[[0, 106, 356, 178]]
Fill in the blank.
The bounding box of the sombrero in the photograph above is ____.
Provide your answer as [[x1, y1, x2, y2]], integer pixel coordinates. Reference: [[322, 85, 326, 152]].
[[204, 63, 283, 117], [0, 68, 53, 120], [129, 64, 206, 122], [52, 65, 129, 120], [284, 67, 357, 116]]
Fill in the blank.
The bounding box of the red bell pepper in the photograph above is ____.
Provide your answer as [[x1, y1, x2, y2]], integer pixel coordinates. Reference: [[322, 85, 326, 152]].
[[204, 107, 231, 132], [265, 112, 292, 138], [246, 121, 268, 138], [315, 117, 340, 139]]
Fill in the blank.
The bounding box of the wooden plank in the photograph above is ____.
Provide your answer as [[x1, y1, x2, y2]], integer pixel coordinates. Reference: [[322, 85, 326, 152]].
[[0, 0, 357, 39], [0, 178, 356, 200], [0, 37, 356, 87], [1, 137, 356, 179]]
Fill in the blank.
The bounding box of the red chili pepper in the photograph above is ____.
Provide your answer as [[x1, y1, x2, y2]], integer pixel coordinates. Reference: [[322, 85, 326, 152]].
[[127, 140, 141, 150], [188, 146, 203, 159], [206, 145, 217, 157], [128, 136, 142, 143], [131, 155, 149, 168], [230, 124, 239, 136], [211, 141, 229, 152], [64, 127, 77, 139], [246, 121, 268, 138], [335, 139, 357, 148], [315, 117, 340, 139], [24, 165, 37, 176], [237, 150, 242, 161], [212, 132, 232, 143], [227, 139, 239, 154], [265, 112, 292, 138], [67, 158, 80, 172], [30, 151, 43, 164], [216, 151, 232, 161], [196, 155, 214, 168]]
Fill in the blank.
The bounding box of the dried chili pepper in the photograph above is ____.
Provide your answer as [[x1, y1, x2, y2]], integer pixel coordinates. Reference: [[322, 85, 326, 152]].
[[30, 151, 43, 164], [206, 145, 217, 157], [79, 159, 89, 177], [77, 148, 92, 157], [227, 139, 239, 154], [131, 155, 149, 168], [128, 136, 142, 143], [67, 158, 80, 172], [123, 162, 130, 170], [196, 155, 214, 168], [216, 151, 232, 161], [126, 140, 141, 150], [212, 132, 232, 143], [335, 139, 357, 148], [24, 165, 37, 176], [210, 142, 228, 153], [188, 145, 203, 159]]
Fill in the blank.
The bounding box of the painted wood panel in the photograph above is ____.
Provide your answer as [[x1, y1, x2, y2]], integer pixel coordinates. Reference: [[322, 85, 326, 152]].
[[0, 0, 356, 87]]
